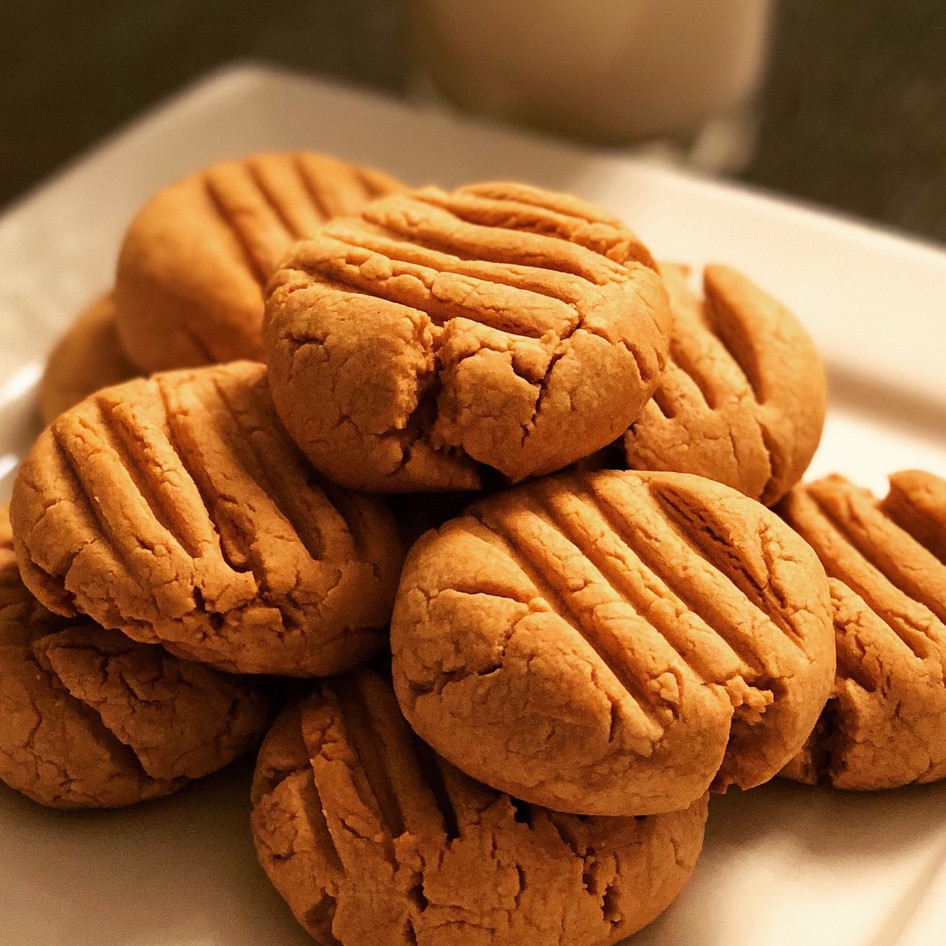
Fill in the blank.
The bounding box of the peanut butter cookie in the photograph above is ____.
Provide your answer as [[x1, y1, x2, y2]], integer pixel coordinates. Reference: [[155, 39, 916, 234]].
[[264, 182, 672, 491], [37, 293, 139, 425], [778, 470, 946, 789], [251, 667, 708, 946], [113, 152, 404, 372], [391, 468, 834, 816], [0, 506, 272, 809], [10, 361, 404, 676], [619, 263, 826, 505]]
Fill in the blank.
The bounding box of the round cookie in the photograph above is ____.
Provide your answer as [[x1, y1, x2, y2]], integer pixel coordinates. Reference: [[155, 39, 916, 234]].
[[264, 181, 672, 491], [618, 263, 826, 506], [10, 360, 405, 676], [391, 468, 835, 816], [113, 151, 404, 372], [0, 506, 273, 809], [777, 470, 946, 789], [251, 667, 708, 946], [37, 293, 139, 426]]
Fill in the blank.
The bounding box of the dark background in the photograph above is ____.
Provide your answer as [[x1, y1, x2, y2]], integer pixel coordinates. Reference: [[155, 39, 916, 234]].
[[2, 0, 945, 244]]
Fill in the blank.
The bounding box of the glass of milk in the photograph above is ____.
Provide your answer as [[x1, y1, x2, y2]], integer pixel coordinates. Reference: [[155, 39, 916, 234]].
[[407, 0, 775, 172]]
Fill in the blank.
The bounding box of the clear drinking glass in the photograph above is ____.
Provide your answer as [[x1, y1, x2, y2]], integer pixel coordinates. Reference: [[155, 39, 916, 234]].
[[407, 0, 776, 173]]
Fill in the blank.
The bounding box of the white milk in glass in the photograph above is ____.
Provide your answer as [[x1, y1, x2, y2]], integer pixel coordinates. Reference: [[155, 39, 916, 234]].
[[409, 0, 775, 167]]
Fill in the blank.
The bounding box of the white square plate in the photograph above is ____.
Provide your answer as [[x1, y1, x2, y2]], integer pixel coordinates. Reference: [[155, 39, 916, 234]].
[[2, 63, 946, 946]]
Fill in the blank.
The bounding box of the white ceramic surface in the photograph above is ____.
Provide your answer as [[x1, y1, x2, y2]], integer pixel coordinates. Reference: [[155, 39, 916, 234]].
[[1, 63, 945, 946]]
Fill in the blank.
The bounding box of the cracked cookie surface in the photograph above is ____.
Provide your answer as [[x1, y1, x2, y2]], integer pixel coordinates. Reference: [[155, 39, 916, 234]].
[[618, 263, 826, 505], [113, 151, 404, 372], [250, 667, 707, 946], [778, 470, 946, 789], [391, 468, 835, 816], [0, 506, 273, 808], [10, 361, 405, 676], [264, 182, 672, 491]]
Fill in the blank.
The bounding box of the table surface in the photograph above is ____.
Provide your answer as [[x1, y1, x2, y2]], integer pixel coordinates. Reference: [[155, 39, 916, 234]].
[[2, 0, 945, 245]]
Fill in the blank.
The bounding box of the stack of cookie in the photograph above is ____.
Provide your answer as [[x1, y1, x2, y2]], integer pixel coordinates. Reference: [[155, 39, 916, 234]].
[[4, 151, 946, 946]]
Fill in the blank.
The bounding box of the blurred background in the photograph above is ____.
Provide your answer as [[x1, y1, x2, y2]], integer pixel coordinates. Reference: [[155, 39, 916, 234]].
[[2, 0, 944, 243]]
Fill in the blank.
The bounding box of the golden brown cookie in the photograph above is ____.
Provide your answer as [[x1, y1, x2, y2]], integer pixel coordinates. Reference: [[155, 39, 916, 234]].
[[777, 470, 946, 789], [264, 182, 672, 492], [251, 667, 708, 946], [113, 152, 404, 372], [618, 263, 826, 505], [37, 293, 139, 425], [9, 361, 405, 676], [0, 506, 273, 809], [391, 468, 834, 816]]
